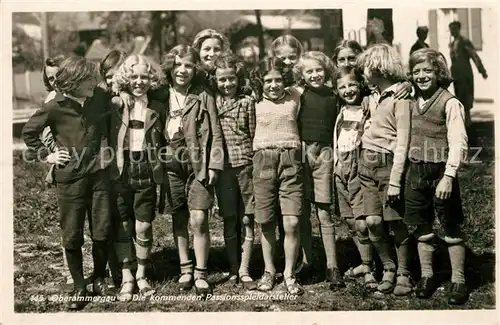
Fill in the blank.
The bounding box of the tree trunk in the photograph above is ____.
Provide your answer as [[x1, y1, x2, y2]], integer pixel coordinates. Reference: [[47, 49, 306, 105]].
[[150, 11, 163, 61], [254, 10, 265, 60], [170, 11, 178, 46], [366, 9, 393, 46], [41, 12, 50, 60]]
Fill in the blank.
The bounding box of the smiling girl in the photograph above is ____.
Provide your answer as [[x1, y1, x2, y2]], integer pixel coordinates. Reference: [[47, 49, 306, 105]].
[[270, 34, 303, 89], [212, 53, 257, 289], [293, 51, 344, 289], [332, 40, 364, 69], [192, 29, 231, 74], [332, 66, 377, 290], [161, 45, 224, 298], [250, 57, 304, 295], [405, 48, 469, 304], [110, 54, 167, 300]]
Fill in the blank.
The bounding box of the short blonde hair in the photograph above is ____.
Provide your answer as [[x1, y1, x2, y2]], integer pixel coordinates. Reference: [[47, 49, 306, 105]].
[[356, 43, 406, 83], [112, 54, 164, 94], [293, 51, 335, 86]]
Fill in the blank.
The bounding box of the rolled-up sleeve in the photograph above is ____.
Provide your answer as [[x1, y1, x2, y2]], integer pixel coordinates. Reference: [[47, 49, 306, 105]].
[[444, 98, 468, 178]]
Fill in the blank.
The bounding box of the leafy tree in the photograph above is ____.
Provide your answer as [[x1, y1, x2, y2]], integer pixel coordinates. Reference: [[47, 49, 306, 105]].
[[12, 24, 42, 71]]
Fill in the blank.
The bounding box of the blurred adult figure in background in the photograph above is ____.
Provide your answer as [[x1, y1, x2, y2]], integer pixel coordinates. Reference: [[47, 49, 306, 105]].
[[238, 45, 259, 71], [448, 21, 488, 140], [410, 26, 430, 56]]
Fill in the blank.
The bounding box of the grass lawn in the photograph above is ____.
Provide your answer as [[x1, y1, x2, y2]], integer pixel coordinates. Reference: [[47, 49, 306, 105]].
[[12, 121, 495, 313]]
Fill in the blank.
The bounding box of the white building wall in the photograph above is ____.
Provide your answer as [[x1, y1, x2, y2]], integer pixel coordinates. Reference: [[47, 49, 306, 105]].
[[341, 7, 497, 102]]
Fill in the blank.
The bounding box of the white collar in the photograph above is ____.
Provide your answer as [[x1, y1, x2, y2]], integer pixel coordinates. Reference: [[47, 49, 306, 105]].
[[132, 94, 148, 109]]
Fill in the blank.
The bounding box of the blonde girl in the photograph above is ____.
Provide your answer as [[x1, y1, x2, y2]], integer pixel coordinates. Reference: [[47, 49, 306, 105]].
[[110, 54, 166, 300], [293, 51, 344, 289], [356, 44, 414, 296]]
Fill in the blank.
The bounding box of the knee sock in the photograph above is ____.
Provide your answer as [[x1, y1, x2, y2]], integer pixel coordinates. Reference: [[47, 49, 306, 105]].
[[391, 222, 410, 275], [92, 240, 109, 280], [240, 235, 254, 276], [135, 236, 152, 278], [65, 248, 85, 289], [320, 223, 338, 269], [417, 241, 435, 278], [448, 243, 466, 284], [368, 228, 395, 271], [357, 234, 373, 270]]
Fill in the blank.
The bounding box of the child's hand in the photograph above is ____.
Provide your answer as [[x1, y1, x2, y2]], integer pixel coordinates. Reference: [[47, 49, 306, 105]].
[[435, 176, 453, 200], [208, 169, 219, 186], [394, 81, 413, 100], [386, 184, 401, 205], [47, 148, 71, 166], [120, 91, 134, 109]]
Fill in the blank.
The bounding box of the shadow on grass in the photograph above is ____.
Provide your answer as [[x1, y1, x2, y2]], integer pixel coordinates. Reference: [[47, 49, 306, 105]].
[[469, 121, 494, 160], [149, 230, 494, 290]]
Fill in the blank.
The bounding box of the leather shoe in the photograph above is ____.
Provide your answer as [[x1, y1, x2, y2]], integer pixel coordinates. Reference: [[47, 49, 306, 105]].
[[93, 278, 112, 296], [326, 268, 346, 290], [448, 282, 469, 305], [415, 276, 438, 299], [67, 287, 87, 311]]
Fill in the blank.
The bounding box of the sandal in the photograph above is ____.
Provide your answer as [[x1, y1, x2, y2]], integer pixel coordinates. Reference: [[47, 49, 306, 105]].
[[393, 272, 413, 296], [179, 261, 194, 291], [117, 280, 135, 302], [344, 264, 370, 280], [227, 273, 238, 286], [364, 272, 378, 291], [179, 272, 194, 291], [257, 271, 275, 292], [378, 269, 396, 294], [284, 276, 304, 296], [194, 267, 212, 298], [239, 274, 257, 291], [136, 277, 155, 297]]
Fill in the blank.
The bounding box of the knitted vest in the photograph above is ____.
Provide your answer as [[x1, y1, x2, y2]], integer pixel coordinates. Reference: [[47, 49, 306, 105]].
[[298, 86, 337, 145], [409, 87, 453, 163], [253, 89, 301, 150]]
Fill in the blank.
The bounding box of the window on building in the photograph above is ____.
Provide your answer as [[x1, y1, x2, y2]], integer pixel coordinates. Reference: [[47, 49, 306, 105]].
[[456, 8, 483, 50]]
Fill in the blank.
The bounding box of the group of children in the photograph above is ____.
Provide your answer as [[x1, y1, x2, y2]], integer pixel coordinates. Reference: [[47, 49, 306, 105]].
[[22, 28, 470, 310]]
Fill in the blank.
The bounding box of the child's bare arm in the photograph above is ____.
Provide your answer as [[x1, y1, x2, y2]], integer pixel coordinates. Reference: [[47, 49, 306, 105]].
[[389, 99, 412, 188]]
